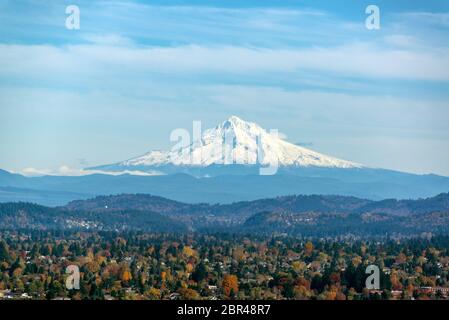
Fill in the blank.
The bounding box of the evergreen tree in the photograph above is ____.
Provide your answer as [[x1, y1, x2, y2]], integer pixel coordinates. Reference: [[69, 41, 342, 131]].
[[0, 241, 10, 262], [192, 262, 208, 282]]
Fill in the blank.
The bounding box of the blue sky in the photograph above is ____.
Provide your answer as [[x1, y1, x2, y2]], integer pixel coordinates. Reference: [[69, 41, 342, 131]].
[[0, 0, 449, 176]]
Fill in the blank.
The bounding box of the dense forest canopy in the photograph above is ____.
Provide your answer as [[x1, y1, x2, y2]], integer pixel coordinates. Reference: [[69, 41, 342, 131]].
[[0, 230, 448, 300]]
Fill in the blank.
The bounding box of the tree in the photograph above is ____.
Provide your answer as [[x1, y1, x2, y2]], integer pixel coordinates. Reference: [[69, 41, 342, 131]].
[[232, 247, 246, 262], [292, 261, 306, 274], [222, 274, 238, 297], [182, 246, 195, 257], [390, 272, 403, 291], [121, 270, 132, 282], [192, 262, 207, 283], [178, 288, 200, 300], [294, 285, 312, 299], [185, 263, 194, 274], [396, 253, 407, 265], [0, 241, 10, 262], [146, 287, 161, 300], [304, 241, 314, 257]]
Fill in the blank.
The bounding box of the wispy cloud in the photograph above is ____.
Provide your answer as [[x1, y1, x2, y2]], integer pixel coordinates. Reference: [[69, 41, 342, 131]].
[[20, 166, 163, 177], [1, 41, 448, 82], [399, 12, 449, 27]]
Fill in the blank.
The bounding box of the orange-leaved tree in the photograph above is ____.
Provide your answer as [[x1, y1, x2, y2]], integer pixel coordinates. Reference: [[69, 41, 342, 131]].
[[222, 274, 238, 297]]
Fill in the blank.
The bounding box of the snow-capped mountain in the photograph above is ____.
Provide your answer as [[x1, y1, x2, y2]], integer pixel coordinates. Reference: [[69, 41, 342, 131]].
[[4, 117, 449, 204], [91, 116, 361, 174]]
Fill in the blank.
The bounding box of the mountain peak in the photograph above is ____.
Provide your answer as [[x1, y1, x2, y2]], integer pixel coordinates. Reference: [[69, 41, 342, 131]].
[[97, 116, 362, 170], [227, 115, 245, 124], [221, 116, 258, 131]]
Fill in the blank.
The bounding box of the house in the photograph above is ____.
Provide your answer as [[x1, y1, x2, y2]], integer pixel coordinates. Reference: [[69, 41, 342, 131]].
[[0, 290, 12, 299], [169, 292, 181, 300], [419, 287, 449, 296], [391, 290, 403, 299]]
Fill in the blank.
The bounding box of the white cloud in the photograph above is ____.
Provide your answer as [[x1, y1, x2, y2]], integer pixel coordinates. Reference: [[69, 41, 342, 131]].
[[20, 165, 163, 177], [82, 34, 135, 46], [383, 35, 417, 48], [21, 167, 52, 177], [399, 12, 449, 27], [203, 84, 449, 134], [1, 41, 448, 82]]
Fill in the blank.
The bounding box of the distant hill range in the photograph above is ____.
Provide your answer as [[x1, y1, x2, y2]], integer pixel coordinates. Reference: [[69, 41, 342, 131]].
[[1, 193, 449, 237], [1, 167, 449, 206]]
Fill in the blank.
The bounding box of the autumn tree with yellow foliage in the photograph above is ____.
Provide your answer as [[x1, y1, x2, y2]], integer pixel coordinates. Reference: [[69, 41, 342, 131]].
[[222, 274, 239, 297]]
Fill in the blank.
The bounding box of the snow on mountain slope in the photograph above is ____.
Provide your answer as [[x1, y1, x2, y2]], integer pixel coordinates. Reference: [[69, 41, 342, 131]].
[[118, 116, 362, 169]]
